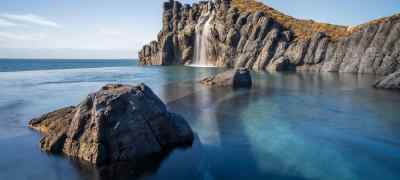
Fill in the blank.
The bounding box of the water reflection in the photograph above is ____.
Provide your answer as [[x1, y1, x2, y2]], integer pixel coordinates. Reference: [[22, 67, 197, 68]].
[[71, 151, 166, 180], [1, 66, 400, 180], [163, 71, 400, 180]]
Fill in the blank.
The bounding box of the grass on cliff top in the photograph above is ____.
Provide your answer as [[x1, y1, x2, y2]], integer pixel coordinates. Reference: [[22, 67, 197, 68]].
[[231, 0, 398, 41], [352, 13, 400, 31]]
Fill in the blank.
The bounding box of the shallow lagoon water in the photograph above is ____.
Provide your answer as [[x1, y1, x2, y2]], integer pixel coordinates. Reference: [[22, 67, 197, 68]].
[[0, 63, 400, 180]]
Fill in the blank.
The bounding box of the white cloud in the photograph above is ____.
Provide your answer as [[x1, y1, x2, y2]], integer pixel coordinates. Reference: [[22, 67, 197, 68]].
[[1, 13, 60, 28], [0, 31, 46, 41], [0, 18, 18, 27]]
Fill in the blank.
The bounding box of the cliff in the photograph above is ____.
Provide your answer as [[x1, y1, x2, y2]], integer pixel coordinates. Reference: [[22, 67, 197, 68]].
[[139, 0, 400, 76]]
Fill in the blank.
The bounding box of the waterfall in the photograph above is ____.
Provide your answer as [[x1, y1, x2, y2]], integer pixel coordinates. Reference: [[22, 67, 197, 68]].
[[190, 11, 216, 67]]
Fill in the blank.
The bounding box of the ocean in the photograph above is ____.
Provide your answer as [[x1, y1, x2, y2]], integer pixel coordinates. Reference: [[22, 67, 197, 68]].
[[0, 59, 136, 72], [0, 59, 400, 180]]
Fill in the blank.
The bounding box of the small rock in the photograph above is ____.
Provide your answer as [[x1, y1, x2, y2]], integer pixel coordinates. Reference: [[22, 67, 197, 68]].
[[200, 68, 252, 89], [266, 56, 291, 71]]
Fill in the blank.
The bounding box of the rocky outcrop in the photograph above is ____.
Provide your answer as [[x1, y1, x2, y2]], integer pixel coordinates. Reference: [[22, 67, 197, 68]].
[[139, 0, 400, 76], [29, 84, 194, 165], [200, 68, 252, 88], [374, 70, 400, 89]]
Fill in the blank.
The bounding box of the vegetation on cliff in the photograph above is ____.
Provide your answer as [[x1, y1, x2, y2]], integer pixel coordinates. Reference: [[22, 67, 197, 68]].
[[231, 0, 349, 40], [140, 0, 400, 77], [231, 0, 399, 41]]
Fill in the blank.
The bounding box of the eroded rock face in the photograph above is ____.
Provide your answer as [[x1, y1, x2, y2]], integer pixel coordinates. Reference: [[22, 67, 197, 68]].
[[200, 68, 252, 88], [29, 84, 194, 165], [139, 0, 400, 76], [374, 70, 400, 89]]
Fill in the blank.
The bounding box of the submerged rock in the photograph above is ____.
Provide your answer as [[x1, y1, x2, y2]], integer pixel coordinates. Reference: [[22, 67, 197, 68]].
[[29, 83, 194, 165], [374, 70, 400, 89], [200, 68, 252, 88]]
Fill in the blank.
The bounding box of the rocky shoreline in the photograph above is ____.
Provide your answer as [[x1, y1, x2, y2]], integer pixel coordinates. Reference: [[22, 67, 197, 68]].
[[375, 70, 400, 89], [139, 0, 400, 89], [27, 0, 400, 170]]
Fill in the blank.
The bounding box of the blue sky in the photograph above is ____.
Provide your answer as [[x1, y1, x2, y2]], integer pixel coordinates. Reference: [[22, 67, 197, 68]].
[[0, 0, 399, 59]]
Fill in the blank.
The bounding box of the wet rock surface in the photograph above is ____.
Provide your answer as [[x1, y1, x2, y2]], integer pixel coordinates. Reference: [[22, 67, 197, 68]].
[[139, 0, 400, 76], [374, 70, 400, 89], [200, 68, 252, 88], [29, 83, 194, 165]]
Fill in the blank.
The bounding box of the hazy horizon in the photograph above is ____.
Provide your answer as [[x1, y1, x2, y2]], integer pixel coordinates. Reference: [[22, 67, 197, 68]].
[[0, 0, 399, 59], [0, 48, 137, 59]]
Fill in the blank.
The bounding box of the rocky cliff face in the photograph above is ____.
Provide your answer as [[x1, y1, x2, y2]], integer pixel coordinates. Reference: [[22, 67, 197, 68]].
[[139, 0, 400, 76]]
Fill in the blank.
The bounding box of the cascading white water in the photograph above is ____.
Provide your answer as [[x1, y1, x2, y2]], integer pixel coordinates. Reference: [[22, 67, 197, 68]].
[[190, 11, 216, 67]]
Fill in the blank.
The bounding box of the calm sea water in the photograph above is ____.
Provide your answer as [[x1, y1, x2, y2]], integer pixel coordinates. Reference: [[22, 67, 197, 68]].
[[0, 59, 400, 180], [0, 59, 136, 72]]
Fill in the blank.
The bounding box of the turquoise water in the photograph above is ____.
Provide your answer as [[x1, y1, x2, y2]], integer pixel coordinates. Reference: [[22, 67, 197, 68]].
[[0, 60, 399, 180]]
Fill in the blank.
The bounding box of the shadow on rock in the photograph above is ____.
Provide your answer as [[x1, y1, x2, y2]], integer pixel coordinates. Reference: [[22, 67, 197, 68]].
[[28, 83, 194, 167]]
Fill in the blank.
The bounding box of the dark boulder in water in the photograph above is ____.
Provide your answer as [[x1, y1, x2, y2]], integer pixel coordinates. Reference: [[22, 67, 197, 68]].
[[233, 68, 253, 88], [29, 83, 194, 165], [374, 70, 400, 89], [200, 68, 252, 89]]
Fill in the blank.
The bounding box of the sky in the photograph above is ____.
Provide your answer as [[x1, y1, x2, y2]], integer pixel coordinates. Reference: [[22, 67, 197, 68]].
[[0, 0, 399, 59]]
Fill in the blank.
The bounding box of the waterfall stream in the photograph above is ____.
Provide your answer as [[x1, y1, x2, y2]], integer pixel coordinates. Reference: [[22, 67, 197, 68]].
[[190, 11, 216, 67]]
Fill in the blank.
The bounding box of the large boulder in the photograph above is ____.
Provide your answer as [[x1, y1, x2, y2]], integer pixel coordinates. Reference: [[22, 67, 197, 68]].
[[29, 83, 194, 165], [200, 68, 252, 88], [374, 70, 400, 89]]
